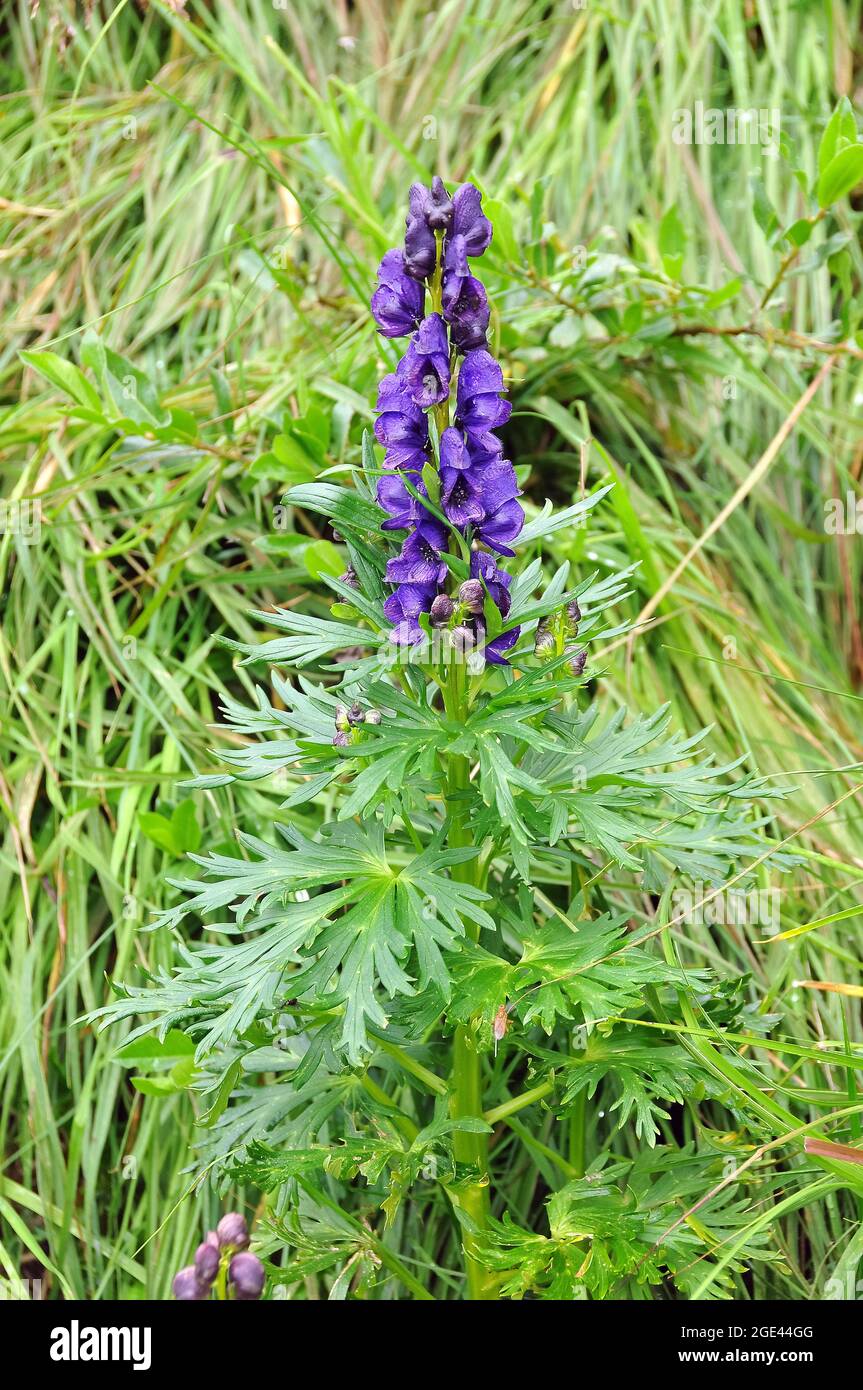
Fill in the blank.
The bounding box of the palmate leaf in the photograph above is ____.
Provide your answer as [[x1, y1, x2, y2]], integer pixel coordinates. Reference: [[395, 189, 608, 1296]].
[[553, 1026, 719, 1145], [444, 915, 697, 1048], [89, 821, 494, 1064], [476, 1148, 777, 1300], [515, 915, 695, 1033]]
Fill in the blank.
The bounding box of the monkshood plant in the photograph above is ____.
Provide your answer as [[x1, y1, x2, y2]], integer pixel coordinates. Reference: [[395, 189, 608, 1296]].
[[93, 181, 797, 1301]]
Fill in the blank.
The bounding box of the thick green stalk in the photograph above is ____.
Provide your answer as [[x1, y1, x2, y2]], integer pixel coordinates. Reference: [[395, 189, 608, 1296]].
[[444, 661, 494, 1299]]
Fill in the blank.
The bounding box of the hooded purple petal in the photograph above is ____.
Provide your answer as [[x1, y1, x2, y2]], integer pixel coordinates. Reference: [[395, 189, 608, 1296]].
[[451, 184, 493, 256], [477, 496, 525, 556], [386, 527, 449, 585], [448, 275, 490, 352], [439, 427, 471, 471], [399, 313, 451, 407], [371, 249, 424, 338]]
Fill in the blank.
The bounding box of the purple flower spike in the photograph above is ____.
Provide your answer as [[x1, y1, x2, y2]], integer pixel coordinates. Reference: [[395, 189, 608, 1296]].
[[451, 184, 493, 257], [372, 249, 424, 338], [194, 1241, 220, 1287], [399, 314, 451, 408], [229, 1252, 265, 1301], [374, 183, 522, 665], [173, 1266, 209, 1301], [216, 1212, 250, 1251]]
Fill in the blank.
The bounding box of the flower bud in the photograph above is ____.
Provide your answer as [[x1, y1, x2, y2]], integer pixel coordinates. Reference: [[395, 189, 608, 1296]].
[[333, 730, 350, 748], [216, 1212, 250, 1251], [430, 593, 455, 627], [566, 600, 582, 629], [194, 1240, 220, 1286], [458, 579, 485, 614], [334, 703, 351, 732], [173, 1266, 208, 1301], [229, 1251, 265, 1301], [534, 622, 554, 655], [339, 566, 360, 590], [346, 702, 365, 726], [569, 648, 587, 677], [364, 709, 382, 726]]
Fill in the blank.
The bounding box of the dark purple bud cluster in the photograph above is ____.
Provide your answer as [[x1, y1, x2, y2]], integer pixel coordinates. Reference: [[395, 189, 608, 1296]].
[[370, 180, 524, 662], [172, 1212, 265, 1301], [332, 701, 382, 747], [534, 599, 587, 675]]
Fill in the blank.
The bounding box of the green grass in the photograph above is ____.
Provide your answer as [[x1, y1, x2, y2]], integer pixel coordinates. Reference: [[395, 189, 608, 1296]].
[[1, 0, 862, 1298]]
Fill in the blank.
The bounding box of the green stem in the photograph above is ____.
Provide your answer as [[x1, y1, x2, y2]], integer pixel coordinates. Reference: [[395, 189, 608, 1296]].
[[443, 661, 494, 1300]]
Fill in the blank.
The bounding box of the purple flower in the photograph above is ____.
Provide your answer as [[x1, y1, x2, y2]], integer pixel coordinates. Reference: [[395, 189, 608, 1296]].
[[448, 276, 490, 352], [374, 372, 428, 470], [371, 249, 424, 338], [441, 234, 470, 317], [471, 550, 512, 615], [216, 1212, 250, 1251], [451, 183, 493, 256], [439, 427, 471, 471], [398, 314, 450, 408], [173, 1266, 209, 1301], [383, 582, 436, 644], [194, 1240, 220, 1286], [477, 496, 524, 557], [456, 348, 511, 449], [376, 468, 423, 531], [440, 466, 485, 528], [404, 183, 438, 280], [229, 1252, 265, 1301], [484, 626, 520, 665], [385, 525, 449, 586]]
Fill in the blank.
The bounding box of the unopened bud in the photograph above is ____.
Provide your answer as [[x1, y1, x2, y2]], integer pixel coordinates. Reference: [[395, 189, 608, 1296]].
[[430, 593, 455, 627], [335, 703, 351, 732], [333, 730, 350, 748], [346, 702, 365, 726], [173, 1266, 208, 1301], [534, 622, 554, 655], [364, 709, 382, 726], [458, 579, 485, 614], [339, 566, 360, 590], [216, 1212, 250, 1251], [569, 648, 587, 677], [194, 1241, 220, 1287], [228, 1251, 265, 1301], [566, 600, 582, 628]]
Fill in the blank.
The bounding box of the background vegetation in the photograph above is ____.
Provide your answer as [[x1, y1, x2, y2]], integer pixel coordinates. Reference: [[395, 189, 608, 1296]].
[[1, 0, 862, 1298]]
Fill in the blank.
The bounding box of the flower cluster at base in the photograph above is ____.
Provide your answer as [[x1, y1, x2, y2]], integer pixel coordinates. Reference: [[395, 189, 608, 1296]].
[[172, 1212, 265, 1301], [371, 179, 524, 665]]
